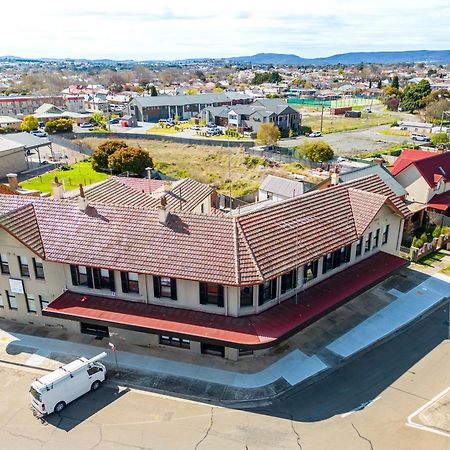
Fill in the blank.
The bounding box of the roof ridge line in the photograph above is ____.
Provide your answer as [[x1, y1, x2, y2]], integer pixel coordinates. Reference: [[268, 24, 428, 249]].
[[232, 218, 240, 285]]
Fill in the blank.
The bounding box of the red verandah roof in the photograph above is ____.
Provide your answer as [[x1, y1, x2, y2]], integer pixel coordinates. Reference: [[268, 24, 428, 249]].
[[43, 252, 407, 349]]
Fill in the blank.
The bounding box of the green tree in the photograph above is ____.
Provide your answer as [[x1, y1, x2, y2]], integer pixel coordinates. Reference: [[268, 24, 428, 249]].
[[107, 147, 153, 175], [401, 80, 431, 113], [391, 75, 399, 89], [302, 140, 334, 162], [431, 132, 449, 146], [256, 123, 280, 147], [91, 112, 107, 129], [251, 71, 282, 85], [44, 118, 73, 133], [20, 115, 38, 132], [150, 85, 158, 96], [92, 140, 128, 171]]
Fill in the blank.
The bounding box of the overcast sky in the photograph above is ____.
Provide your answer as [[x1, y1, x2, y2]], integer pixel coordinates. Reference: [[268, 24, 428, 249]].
[[2, 0, 450, 60]]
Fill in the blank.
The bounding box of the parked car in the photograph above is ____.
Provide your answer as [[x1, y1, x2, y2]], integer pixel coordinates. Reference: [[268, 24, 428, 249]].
[[190, 125, 200, 131], [411, 133, 431, 142], [30, 130, 48, 138], [79, 122, 94, 128], [108, 118, 120, 124], [309, 131, 322, 137], [362, 108, 372, 113], [38, 121, 45, 128]]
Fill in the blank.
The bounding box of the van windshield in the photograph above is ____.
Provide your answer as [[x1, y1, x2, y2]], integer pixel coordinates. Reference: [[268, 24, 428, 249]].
[[30, 386, 42, 402]]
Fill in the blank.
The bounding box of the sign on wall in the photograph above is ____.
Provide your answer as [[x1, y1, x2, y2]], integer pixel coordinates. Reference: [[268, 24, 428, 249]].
[[9, 278, 24, 294]]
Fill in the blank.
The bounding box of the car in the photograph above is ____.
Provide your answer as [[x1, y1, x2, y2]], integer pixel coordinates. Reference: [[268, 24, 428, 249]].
[[362, 108, 372, 113], [411, 133, 431, 142], [30, 130, 48, 138], [79, 122, 94, 128], [309, 131, 322, 137], [38, 121, 45, 128], [190, 125, 200, 131], [108, 118, 120, 124]]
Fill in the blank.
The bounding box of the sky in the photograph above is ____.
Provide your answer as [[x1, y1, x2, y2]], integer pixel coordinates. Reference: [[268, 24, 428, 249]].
[[2, 0, 450, 60]]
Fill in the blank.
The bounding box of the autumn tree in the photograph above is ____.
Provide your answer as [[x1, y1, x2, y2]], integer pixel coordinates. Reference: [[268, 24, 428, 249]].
[[107, 146, 153, 175], [424, 99, 450, 123], [92, 140, 128, 171], [20, 115, 38, 132], [256, 123, 280, 148]]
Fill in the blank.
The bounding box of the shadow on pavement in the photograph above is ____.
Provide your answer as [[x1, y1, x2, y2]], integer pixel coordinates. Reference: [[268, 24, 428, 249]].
[[43, 384, 130, 431], [249, 304, 449, 423]]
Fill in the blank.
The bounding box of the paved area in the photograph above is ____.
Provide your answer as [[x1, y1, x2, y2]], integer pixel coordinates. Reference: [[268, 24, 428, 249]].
[[0, 309, 448, 449]]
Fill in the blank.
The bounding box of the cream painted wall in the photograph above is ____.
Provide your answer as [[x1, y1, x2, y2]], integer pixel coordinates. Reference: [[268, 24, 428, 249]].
[[395, 165, 436, 203]]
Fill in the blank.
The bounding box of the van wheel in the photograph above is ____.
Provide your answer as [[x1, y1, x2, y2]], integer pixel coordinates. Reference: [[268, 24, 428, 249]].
[[54, 401, 66, 413], [91, 380, 101, 391]]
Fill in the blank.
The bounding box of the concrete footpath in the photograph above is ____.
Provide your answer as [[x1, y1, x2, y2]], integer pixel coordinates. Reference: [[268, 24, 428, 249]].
[[0, 270, 449, 406]]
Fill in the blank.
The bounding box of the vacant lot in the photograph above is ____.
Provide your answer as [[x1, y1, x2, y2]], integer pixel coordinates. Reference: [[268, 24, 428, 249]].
[[79, 137, 310, 197]]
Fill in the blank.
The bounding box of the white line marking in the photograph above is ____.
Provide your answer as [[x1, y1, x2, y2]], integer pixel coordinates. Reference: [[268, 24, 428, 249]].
[[406, 386, 450, 438], [341, 396, 381, 418], [25, 350, 51, 367]]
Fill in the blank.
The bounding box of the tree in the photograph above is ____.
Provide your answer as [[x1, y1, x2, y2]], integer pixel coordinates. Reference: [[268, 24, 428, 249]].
[[401, 80, 431, 113], [251, 71, 282, 85], [44, 118, 73, 134], [424, 99, 450, 123], [20, 115, 38, 132], [92, 140, 128, 171], [391, 75, 399, 89], [302, 140, 334, 162], [431, 132, 449, 146], [256, 123, 280, 147], [107, 146, 153, 175], [91, 112, 107, 129], [150, 85, 158, 97]]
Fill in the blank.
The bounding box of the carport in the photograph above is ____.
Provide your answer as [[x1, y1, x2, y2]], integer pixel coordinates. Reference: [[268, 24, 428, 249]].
[[3, 132, 52, 166]]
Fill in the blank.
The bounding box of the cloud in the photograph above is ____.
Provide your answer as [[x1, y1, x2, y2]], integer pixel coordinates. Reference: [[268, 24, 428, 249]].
[[1, 0, 450, 60]]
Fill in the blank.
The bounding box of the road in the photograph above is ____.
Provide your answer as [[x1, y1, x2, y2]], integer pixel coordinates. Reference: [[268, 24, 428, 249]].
[[0, 306, 448, 449]]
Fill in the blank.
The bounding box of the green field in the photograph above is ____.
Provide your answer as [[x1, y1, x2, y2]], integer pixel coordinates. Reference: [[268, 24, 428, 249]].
[[20, 160, 109, 193]]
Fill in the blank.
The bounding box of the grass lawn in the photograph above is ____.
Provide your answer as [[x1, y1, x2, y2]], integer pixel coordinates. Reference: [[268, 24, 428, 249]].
[[20, 160, 109, 193], [417, 251, 445, 266], [80, 137, 313, 197], [441, 264, 450, 275], [147, 123, 191, 135], [379, 129, 410, 137]]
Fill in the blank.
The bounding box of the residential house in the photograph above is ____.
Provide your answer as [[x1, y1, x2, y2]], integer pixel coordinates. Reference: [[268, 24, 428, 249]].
[[0, 116, 22, 130], [0, 174, 409, 360], [33, 103, 92, 125], [258, 175, 314, 202]]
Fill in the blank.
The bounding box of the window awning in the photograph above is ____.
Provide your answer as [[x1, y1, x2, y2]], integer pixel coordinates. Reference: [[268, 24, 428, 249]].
[[43, 252, 407, 349]]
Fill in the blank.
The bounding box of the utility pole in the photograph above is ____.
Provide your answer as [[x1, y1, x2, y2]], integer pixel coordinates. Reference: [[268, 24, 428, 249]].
[[320, 104, 324, 133]]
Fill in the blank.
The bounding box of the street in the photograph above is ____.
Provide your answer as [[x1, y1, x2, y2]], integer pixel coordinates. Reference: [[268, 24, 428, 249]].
[[0, 307, 448, 449]]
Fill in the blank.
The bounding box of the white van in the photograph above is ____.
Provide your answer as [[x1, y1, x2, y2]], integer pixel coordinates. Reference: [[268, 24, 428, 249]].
[[30, 352, 107, 416]]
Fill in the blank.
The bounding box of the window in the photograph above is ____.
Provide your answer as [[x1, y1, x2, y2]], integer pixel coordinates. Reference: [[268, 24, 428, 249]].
[[18, 256, 30, 277], [93, 268, 115, 291], [356, 237, 363, 257], [281, 269, 297, 294], [199, 283, 224, 307], [240, 286, 253, 307], [39, 295, 49, 310], [382, 225, 390, 245], [159, 335, 190, 349], [258, 279, 277, 305], [70, 265, 90, 287], [239, 348, 254, 357], [26, 293, 36, 313], [153, 276, 177, 300], [33, 257, 45, 279], [303, 260, 318, 283], [87, 366, 103, 376], [364, 232, 372, 253], [322, 253, 333, 274], [121, 272, 140, 294], [0, 254, 10, 274], [6, 291, 17, 310], [0, 293, 3, 308], [201, 343, 225, 357], [373, 229, 380, 249]]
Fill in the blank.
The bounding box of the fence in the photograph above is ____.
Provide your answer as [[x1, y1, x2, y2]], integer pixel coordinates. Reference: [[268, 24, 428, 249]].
[[409, 231, 450, 262], [427, 211, 450, 228], [54, 132, 255, 149]]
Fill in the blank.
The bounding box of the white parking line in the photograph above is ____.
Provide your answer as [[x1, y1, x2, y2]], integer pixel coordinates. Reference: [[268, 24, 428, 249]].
[[406, 386, 450, 438]]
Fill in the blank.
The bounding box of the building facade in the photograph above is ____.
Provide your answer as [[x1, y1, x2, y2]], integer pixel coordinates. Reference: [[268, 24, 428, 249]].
[[0, 174, 409, 360]]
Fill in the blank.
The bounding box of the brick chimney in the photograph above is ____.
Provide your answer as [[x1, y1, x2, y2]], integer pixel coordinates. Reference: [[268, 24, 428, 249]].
[[78, 184, 88, 211], [163, 181, 172, 193], [330, 171, 339, 186], [6, 173, 18, 191], [52, 176, 64, 200]]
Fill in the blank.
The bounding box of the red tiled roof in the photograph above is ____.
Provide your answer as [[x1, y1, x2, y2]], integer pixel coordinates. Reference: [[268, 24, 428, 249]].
[[43, 252, 407, 348], [112, 177, 164, 194], [390, 149, 436, 176], [413, 152, 450, 188], [427, 190, 450, 211], [0, 174, 409, 286]]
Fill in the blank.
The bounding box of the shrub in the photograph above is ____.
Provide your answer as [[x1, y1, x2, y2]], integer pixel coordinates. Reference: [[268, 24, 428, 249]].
[[92, 140, 128, 171], [108, 146, 153, 175], [301, 140, 334, 162], [432, 226, 442, 238], [44, 118, 73, 133], [419, 232, 429, 243], [442, 226, 450, 234], [20, 115, 38, 132], [300, 125, 312, 135], [390, 121, 399, 127], [244, 155, 267, 168], [288, 128, 298, 138], [431, 132, 449, 146], [256, 123, 280, 147], [412, 237, 423, 248]]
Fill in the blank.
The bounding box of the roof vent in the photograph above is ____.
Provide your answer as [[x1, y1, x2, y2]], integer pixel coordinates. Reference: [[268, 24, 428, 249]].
[[78, 184, 88, 211]]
